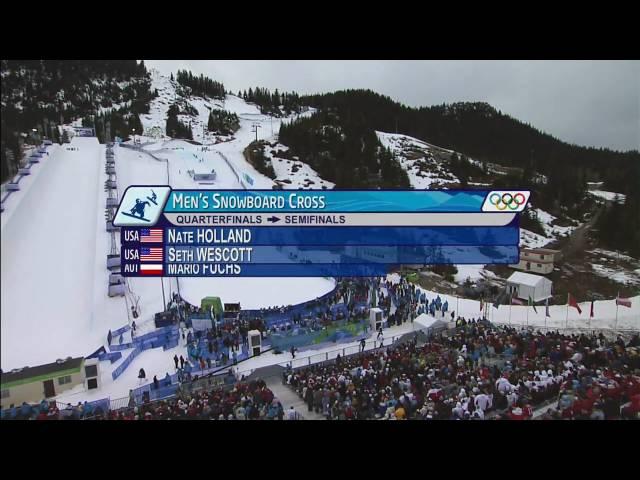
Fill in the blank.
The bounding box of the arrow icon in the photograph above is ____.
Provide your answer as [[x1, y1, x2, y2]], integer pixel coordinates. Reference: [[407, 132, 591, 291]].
[[266, 216, 281, 223]]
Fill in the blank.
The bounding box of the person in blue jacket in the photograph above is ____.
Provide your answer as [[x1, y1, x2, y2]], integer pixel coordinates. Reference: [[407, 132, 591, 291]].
[[20, 402, 32, 419], [267, 402, 279, 420], [40, 399, 49, 413], [83, 401, 93, 418], [164, 372, 172, 387]]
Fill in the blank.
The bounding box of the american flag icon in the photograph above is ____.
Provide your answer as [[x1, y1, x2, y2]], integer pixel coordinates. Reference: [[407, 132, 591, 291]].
[[140, 228, 163, 243], [140, 247, 163, 262]]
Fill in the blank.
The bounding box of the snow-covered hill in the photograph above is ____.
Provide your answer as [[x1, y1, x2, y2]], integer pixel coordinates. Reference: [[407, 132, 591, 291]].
[[138, 69, 325, 190], [0, 72, 337, 396], [263, 143, 335, 190], [376, 131, 459, 189]]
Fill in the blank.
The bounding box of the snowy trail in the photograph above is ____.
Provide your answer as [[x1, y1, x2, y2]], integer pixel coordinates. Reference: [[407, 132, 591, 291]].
[[1, 138, 102, 370]]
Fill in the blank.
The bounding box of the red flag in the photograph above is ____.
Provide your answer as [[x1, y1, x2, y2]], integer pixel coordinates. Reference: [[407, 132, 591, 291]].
[[590, 300, 594, 318], [616, 295, 632, 308], [479, 298, 484, 312], [568, 293, 582, 314], [511, 297, 524, 305]]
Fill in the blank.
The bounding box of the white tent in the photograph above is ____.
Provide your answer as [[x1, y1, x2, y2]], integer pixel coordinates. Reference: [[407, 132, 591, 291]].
[[506, 271, 552, 302], [413, 314, 449, 336]]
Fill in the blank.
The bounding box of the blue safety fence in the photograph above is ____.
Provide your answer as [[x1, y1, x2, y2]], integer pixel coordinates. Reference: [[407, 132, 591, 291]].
[[112, 348, 141, 380], [111, 325, 131, 338], [98, 351, 123, 364], [269, 319, 369, 352], [241, 284, 340, 326], [81, 398, 111, 416], [186, 337, 249, 367], [135, 325, 179, 350], [108, 326, 180, 379], [131, 373, 179, 403], [163, 338, 180, 351]]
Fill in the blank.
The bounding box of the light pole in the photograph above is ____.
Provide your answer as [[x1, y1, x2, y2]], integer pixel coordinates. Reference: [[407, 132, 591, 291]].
[[161, 278, 167, 312], [132, 128, 136, 145], [252, 123, 262, 142], [32, 128, 38, 145]]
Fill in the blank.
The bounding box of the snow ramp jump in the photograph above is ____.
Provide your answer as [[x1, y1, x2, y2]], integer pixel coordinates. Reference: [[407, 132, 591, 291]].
[[1, 137, 102, 370]]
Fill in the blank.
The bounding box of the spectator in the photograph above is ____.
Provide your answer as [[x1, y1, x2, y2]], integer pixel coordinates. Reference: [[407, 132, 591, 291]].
[[287, 406, 298, 420]]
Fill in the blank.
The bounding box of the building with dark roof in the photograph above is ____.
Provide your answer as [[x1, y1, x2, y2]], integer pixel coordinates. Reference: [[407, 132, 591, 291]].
[[1, 357, 86, 406]]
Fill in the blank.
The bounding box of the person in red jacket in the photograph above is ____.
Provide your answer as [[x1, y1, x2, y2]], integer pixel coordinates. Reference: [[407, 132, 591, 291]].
[[621, 393, 640, 419], [507, 406, 527, 420]]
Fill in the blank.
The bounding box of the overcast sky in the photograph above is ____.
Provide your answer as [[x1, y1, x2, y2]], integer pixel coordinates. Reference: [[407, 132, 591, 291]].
[[145, 60, 639, 152]]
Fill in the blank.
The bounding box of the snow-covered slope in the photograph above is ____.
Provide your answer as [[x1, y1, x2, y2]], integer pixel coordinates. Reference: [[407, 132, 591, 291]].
[[140, 70, 322, 190], [1, 138, 103, 370], [263, 143, 335, 190], [533, 207, 577, 239], [519, 228, 551, 249], [376, 131, 459, 189], [588, 190, 627, 203]]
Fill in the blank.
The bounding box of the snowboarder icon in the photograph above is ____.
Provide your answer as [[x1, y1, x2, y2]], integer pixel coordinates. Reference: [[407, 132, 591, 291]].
[[129, 198, 150, 219]]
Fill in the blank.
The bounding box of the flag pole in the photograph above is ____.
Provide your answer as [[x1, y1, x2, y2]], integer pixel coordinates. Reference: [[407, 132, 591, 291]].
[[509, 296, 512, 327], [526, 301, 529, 328], [615, 292, 619, 331], [565, 293, 569, 330]]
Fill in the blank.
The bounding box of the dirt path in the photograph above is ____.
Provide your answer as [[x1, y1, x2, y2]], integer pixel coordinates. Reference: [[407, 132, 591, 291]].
[[552, 203, 605, 260]]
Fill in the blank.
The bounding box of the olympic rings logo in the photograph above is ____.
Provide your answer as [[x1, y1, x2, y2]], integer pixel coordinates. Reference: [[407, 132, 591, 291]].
[[488, 192, 527, 210]]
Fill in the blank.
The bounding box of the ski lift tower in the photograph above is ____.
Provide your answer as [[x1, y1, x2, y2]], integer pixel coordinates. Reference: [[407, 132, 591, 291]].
[[251, 123, 262, 142]]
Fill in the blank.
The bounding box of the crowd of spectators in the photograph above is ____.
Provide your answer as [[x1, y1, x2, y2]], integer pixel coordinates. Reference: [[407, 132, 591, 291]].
[[4, 322, 638, 420], [0, 399, 100, 420], [239, 278, 375, 337], [1, 379, 296, 421], [284, 320, 640, 420]]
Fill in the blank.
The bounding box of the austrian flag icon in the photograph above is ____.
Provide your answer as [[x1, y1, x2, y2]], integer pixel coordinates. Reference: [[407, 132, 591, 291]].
[[140, 264, 163, 276]]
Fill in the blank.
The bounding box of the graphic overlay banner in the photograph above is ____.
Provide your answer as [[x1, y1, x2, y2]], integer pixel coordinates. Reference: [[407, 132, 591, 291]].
[[117, 188, 529, 277]]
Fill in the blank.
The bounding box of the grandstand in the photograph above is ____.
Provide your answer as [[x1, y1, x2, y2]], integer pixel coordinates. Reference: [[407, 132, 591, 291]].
[[2, 274, 638, 420], [4, 314, 638, 420]]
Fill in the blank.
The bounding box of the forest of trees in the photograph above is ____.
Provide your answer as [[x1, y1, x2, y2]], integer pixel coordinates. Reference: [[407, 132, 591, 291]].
[[241, 87, 304, 117], [594, 190, 640, 257], [165, 104, 193, 140], [243, 141, 276, 179], [83, 108, 144, 144], [207, 109, 239, 135], [278, 109, 410, 188], [299, 89, 639, 196], [1, 60, 151, 181], [292, 89, 638, 251], [176, 70, 225, 99], [447, 152, 486, 187]]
